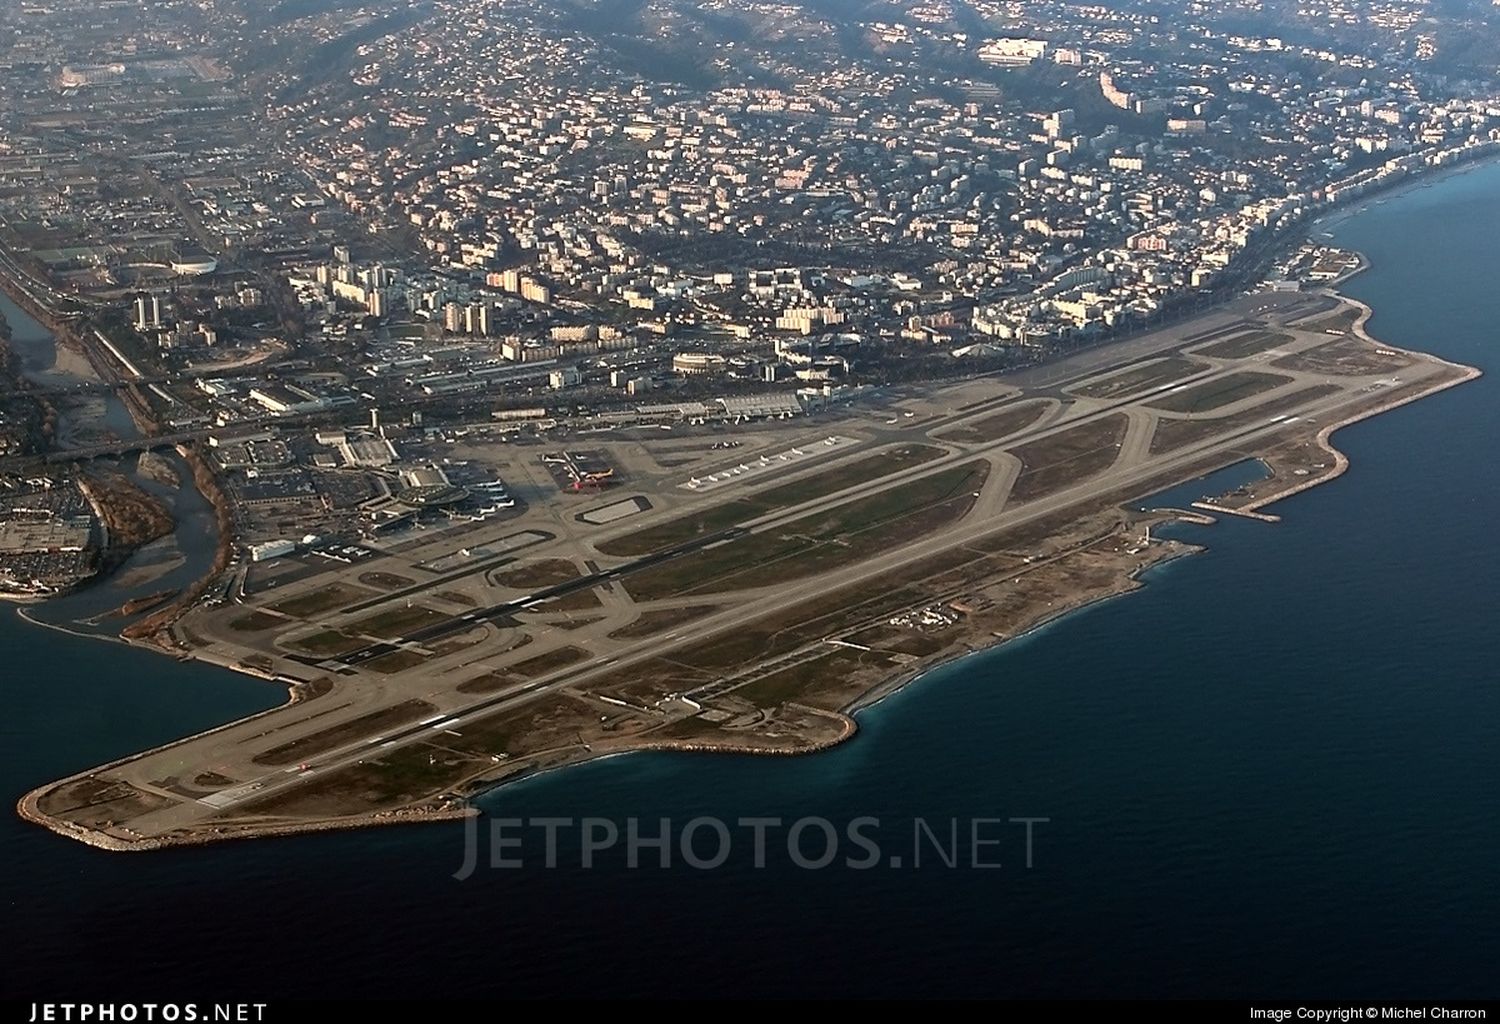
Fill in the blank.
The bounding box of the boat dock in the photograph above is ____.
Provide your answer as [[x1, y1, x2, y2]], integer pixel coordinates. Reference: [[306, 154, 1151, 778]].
[[1190, 501, 1282, 523]]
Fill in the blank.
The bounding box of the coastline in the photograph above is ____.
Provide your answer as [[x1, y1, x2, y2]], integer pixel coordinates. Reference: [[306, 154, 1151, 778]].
[[16, 278, 1484, 851], [841, 537, 1205, 719], [1180, 289, 1483, 522], [13, 787, 477, 853], [1309, 148, 1497, 236], [10, 509, 1203, 851], [4, 403, 1383, 852], [831, 299, 1486, 725], [464, 286, 1490, 807], [16, 606, 133, 644], [9, 157, 1497, 851]]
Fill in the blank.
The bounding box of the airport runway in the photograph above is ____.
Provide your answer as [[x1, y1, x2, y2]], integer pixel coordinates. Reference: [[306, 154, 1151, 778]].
[[49, 297, 1459, 839]]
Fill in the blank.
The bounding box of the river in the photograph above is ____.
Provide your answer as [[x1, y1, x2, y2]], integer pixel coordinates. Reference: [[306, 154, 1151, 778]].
[[0, 293, 222, 627]]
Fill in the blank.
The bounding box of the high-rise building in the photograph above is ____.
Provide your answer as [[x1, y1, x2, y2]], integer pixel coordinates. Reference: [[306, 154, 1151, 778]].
[[133, 294, 162, 330], [464, 303, 492, 336], [520, 278, 552, 304]]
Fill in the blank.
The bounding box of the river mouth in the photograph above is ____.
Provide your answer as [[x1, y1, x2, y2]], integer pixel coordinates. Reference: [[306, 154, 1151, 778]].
[[21, 449, 223, 630], [1, 290, 220, 625]]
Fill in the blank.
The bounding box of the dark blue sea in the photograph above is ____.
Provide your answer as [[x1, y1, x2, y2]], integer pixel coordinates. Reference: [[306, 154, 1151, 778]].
[[4, 162, 1499, 1000]]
